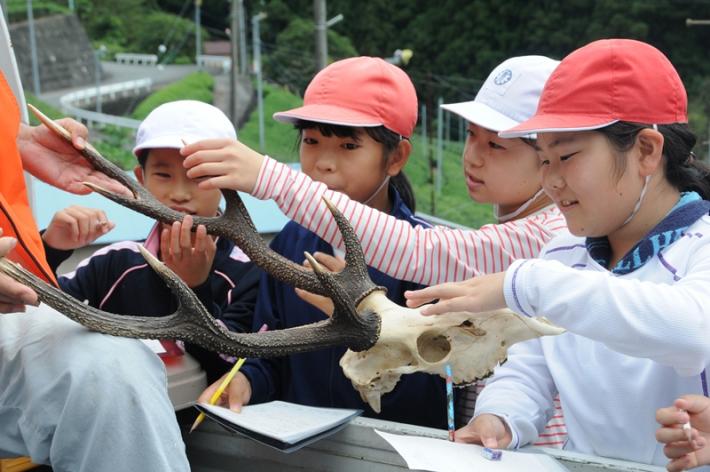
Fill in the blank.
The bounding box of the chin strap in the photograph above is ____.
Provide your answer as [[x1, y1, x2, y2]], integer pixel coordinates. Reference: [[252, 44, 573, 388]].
[[494, 188, 546, 223]]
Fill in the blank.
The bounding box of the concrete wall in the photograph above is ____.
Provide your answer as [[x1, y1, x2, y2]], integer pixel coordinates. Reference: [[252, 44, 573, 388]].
[[9, 14, 97, 93]]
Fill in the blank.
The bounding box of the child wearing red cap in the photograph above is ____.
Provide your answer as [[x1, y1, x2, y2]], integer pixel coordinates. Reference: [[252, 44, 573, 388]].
[[407, 39, 710, 466], [184, 55, 571, 438], [194, 57, 450, 428]]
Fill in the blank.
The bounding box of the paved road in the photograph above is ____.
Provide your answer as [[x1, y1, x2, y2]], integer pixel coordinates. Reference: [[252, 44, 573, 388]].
[[37, 61, 200, 107]]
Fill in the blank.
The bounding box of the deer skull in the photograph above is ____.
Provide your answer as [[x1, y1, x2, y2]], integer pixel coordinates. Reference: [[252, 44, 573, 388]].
[[340, 292, 565, 412]]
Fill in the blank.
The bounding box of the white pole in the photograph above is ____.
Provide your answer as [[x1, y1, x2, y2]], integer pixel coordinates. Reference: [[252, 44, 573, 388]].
[[27, 0, 40, 94], [252, 13, 267, 152], [436, 97, 443, 194], [238, 0, 247, 76], [194, 0, 202, 64]]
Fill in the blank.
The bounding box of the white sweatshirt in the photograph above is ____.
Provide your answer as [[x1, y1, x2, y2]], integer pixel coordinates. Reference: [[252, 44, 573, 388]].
[[476, 215, 710, 467]]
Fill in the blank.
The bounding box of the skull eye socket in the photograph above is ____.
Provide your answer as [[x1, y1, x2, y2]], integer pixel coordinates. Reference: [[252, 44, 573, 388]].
[[416, 331, 451, 363]]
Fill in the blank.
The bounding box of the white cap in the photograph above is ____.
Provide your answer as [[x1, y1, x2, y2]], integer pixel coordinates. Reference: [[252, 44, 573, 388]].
[[441, 55, 559, 134], [133, 100, 236, 157]]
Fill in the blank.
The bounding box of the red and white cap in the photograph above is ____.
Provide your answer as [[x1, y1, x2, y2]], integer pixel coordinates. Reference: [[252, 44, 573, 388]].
[[273, 56, 418, 138], [499, 39, 687, 138], [441, 56, 559, 133]]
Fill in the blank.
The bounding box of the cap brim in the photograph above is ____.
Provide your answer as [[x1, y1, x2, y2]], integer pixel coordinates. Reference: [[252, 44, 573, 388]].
[[441, 101, 520, 133], [133, 135, 187, 157], [273, 104, 383, 129], [499, 114, 619, 138]]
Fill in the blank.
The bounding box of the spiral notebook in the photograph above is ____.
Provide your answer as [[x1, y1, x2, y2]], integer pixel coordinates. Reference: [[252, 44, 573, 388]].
[[195, 401, 362, 453]]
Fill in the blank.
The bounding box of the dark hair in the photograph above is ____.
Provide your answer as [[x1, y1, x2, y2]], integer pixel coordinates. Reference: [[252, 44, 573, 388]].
[[293, 120, 416, 211], [597, 122, 710, 199], [137, 149, 149, 168]]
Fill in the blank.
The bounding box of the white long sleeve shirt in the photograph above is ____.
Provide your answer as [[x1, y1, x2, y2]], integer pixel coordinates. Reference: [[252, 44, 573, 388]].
[[476, 214, 710, 467]]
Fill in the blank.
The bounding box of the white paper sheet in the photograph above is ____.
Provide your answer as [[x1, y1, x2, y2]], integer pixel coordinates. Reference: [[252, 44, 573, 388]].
[[199, 401, 361, 444], [141, 339, 166, 354], [376, 430, 568, 472]]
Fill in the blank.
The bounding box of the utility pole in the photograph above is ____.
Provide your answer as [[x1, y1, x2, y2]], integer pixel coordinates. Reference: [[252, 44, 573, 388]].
[[27, 0, 40, 95], [229, 0, 239, 127], [314, 0, 327, 71], [252, 12, 267, 152], [194, 0, 202, 64], [237, 0, 247, 76], [686, 17, 710, 161]]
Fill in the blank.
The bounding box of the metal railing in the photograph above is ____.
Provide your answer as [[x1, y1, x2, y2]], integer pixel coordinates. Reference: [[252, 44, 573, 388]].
[[58, 78, 153, 128], [115, 53, 158, 66]]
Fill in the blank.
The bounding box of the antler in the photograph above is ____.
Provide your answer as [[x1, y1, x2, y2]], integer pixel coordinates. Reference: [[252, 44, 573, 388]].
[[0, 106, 385, 357], [31, 105, 377, 302]]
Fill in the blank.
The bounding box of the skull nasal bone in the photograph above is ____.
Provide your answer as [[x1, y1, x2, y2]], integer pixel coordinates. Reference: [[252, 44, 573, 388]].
[[416, 331, 451, 363]]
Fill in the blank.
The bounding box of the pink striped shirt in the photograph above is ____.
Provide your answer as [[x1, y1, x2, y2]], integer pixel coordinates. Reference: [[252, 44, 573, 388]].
[[253, 156, 569, 447], [254, 157, 568, 285]]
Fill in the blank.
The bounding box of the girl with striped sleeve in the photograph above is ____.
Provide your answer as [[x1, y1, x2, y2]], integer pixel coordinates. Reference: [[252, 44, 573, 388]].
[[407, 39, 710, 468], [183, 56, 569, 445]]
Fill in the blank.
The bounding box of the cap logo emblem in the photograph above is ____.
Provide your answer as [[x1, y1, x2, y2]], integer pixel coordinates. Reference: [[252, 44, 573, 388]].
[[494, 69, 512, 85]]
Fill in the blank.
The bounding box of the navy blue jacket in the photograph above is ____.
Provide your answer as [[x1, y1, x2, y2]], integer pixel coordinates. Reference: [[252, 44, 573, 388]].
[[240, 190, 448, 429], [49, 223, 259, 382]]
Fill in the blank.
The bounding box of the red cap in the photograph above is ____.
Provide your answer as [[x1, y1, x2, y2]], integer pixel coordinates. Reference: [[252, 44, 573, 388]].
[[500, 39, 687, 138], [273, 56, 418, 138]]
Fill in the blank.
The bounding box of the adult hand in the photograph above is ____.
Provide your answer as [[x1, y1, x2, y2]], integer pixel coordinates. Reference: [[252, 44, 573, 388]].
[[405, 272, 507, 316], [17, 119, 129, 196], [197, 371, 252, 413], [42, 206, 115, 250], [295, 252, 346, 317], [656, 395, 710, 471], [160, 215, 217, 288], [455, 413, 513, 449], [0, 229, 38, 312], [182, 138, 264, 194]]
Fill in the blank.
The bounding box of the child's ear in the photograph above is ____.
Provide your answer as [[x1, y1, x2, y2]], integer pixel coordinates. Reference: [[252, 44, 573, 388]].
[[636, 128, 665, 177], [386, 140, 412, 176], [134, 165, 144, 184]]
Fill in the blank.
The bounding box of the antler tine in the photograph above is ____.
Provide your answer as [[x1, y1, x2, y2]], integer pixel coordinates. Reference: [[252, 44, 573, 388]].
[[321, 197, 383, 305], [0, 252, 380, 357], [304, 252, 380, 351]]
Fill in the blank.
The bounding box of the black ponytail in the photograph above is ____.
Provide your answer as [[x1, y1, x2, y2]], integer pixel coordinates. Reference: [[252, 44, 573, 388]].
[[293, 120, 417, 211], [599, 122, 710, 199]]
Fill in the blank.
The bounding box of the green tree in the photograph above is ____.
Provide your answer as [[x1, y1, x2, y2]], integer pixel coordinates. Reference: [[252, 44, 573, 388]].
[[263, 16, 357, 94]]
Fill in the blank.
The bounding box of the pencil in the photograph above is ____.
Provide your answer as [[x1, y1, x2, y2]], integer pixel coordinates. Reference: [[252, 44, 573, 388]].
[[190, 357, 246, 433], [445, 364, 455, 441], [189, 325, 268, 433]]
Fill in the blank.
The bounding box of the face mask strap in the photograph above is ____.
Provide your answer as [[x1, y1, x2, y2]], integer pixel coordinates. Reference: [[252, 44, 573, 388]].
[[362, 175, 391, 206], [494, 187, 546, 223], [621, 174, 651, 227]]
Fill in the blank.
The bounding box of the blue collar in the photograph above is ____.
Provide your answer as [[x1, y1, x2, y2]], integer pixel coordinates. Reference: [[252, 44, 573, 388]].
[[586, 192, 710, 274]]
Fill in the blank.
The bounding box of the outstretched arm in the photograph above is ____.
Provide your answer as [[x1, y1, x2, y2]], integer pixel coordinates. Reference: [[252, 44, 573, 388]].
[[182, 140, 565, 285]]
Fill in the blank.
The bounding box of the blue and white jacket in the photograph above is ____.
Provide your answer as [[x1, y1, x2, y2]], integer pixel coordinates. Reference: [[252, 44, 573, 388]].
[[477, 194, 710, 467], [240, 189, 450, 429]]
